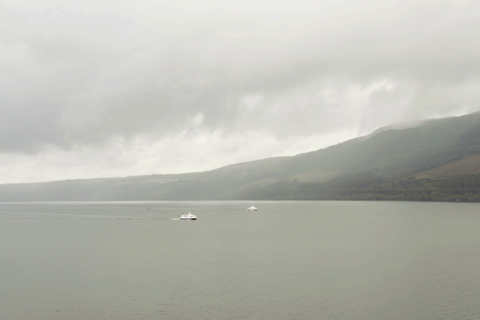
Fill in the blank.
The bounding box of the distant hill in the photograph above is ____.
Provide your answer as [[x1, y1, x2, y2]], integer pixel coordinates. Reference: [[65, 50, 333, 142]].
[[415, 153, 480, 179], [2, 111, 480, 201]]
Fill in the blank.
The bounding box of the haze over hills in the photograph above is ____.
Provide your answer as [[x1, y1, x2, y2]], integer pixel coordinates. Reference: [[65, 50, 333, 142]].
[[2, 111, 480, 202]]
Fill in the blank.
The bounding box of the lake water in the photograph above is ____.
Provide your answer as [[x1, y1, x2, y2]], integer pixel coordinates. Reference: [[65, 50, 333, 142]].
[[1, 201, 480, 319]]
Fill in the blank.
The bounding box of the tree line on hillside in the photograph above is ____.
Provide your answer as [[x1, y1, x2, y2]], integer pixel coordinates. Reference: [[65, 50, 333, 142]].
[[232, 173, 480, 202]]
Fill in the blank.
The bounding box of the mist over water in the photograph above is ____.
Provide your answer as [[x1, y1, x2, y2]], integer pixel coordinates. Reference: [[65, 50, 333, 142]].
[[1, 201, 480, 319]]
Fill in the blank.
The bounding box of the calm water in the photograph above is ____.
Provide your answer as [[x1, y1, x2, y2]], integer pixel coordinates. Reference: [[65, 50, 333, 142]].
[[1, 201, 480, 320]]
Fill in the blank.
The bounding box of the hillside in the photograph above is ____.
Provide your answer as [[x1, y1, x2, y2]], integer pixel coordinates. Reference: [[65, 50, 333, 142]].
[[415, 153, 480, 179], [2, 112, 480, 201]]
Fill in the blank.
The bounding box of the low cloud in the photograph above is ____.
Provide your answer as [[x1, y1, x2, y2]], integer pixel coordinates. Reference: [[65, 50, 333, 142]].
[[0, 0, 479, 182]]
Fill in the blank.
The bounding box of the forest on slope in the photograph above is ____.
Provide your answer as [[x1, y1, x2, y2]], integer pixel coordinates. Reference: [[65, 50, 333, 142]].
[[1, 112, 480, 201]]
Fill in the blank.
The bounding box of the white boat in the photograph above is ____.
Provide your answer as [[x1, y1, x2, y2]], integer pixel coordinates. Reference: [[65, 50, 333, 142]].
[[180, 211, 197, 220], [246, 205, 258, 211]]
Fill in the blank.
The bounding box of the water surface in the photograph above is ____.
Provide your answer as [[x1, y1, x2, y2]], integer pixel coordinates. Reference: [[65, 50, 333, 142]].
[[1, 201, 480, 319]]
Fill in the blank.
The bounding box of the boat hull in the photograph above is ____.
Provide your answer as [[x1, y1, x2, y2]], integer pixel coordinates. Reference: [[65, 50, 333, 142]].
[[180, 212, 197, 220]]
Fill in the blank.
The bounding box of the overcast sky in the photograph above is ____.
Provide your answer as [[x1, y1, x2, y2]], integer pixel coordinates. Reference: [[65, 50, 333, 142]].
[[0, 0, 479, 184]]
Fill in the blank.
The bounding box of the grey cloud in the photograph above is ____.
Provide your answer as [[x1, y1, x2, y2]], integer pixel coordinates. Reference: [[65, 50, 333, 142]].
[[1, 1, 480, 154]]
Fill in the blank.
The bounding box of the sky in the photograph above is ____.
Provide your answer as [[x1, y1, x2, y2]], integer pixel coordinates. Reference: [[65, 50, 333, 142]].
[[0, 0, 479, 184]]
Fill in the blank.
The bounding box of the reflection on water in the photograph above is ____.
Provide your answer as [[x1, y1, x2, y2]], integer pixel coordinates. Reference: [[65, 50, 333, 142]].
[[1, 201, 480, 320]]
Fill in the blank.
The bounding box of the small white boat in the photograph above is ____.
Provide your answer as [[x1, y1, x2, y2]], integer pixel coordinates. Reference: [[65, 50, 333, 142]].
[[246, 205, 258, 211], [180, 211, 197, 220]]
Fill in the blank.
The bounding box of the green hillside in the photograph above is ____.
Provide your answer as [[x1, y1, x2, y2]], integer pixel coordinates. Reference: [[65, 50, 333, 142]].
[[2, 112, 480, 201], [231, 112, 480, 201], [415, 153, 480, 179]]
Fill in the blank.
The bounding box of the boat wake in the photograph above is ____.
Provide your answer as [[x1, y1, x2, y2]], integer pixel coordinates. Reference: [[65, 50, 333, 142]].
[[0, 211, 164, 220]]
